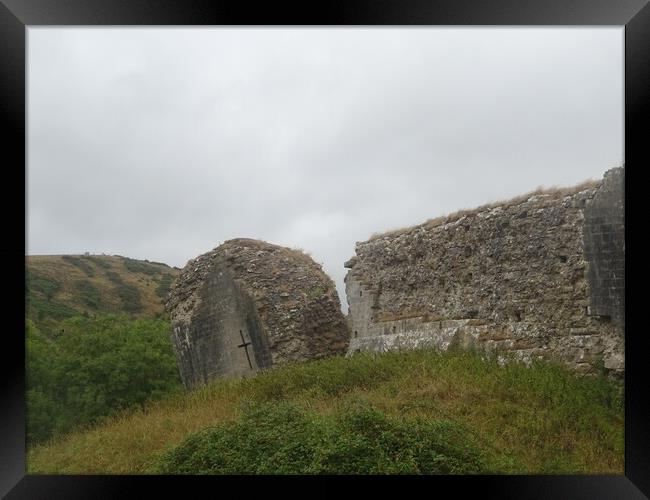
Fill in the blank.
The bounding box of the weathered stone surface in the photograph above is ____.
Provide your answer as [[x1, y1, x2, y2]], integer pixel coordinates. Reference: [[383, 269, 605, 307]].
[[583, 167, 625, 330], [167, 238, 349, 388], [345, 168, 624, 376]]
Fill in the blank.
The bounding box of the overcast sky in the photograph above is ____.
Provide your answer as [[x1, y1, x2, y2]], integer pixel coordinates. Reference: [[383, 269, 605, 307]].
[[27, 28, 623, 310]]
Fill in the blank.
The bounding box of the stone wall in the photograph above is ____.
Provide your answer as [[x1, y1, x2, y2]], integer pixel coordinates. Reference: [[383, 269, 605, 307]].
[[167, 239, 349, 388], [345, 168, 624, 376], [583, 168, 625, 329]]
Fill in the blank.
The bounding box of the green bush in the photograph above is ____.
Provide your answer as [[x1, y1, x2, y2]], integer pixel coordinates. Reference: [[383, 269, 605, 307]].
[[61, 255, 95, 277], [115, 283, 143, 313], [123, 258, 159, 276], [241, 352, 399, 401], [26, 272, 61, 300], [25, 315, 182, 444], [74, 279, 101, 309], [105, 270, 123, 284], [156, 400, 486, 474], [83, 256, 112, 269], [102, 269, 143, 313], [155, 274, 174, 300], [105, 271, 142, 313], [27, 296, 78, 322], [145, 259, 172, 268]]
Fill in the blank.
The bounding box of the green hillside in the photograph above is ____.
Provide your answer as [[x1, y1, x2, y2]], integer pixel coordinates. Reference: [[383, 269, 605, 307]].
[[27, 348, 624, 475], [26, 254, 180, 335], [25, 254, 184, 445]]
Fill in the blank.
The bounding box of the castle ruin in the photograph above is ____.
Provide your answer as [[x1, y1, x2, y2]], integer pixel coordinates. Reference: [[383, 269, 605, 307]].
[[345, 167, 624, 376], [166, 238, 349, 388]]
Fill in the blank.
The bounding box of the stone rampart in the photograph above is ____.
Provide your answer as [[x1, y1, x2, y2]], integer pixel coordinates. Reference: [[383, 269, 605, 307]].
[[345, 168, 624, 375]]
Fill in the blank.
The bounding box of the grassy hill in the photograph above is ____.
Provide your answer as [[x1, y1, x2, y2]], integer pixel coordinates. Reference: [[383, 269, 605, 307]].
[[26, 254, 180, 335], [27, 348, 624, 475], [25, 254, 184, 445]]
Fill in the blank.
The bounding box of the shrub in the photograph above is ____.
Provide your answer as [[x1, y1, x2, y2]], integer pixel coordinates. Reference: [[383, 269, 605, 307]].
[[155, 274, 174, 300], [104, 270, 122, 284], [83, 256, 112, 269], [61, 255, 95, 277], [102, 269, 143, 313], [241, 351, 400, 401], [123, 258, 159, 276], [146, 260, 171, 268], [115, 283, 143, 313], [105, 272, 131, 306], [25, 315, 182, 444], [27, 296, 77, 322], [74, 279, 101, 309], [156, 400, 485, 474], [26, 272, 61, 300]]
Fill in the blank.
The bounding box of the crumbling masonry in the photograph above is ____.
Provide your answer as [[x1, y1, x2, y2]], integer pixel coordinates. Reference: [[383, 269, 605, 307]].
[[166, 239, 349, 388], [345, 168, 624, 376]]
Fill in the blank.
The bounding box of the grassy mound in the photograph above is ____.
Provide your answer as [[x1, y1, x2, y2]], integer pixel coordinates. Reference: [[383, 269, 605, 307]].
[[27, 348, 623, 475]]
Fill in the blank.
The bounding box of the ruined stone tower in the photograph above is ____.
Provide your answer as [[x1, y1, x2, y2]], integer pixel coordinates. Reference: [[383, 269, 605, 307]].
[[345, 167, 624, 376], [166, 238, 350, 389]]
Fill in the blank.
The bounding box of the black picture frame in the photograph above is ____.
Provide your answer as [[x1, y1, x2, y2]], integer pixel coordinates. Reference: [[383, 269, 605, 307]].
[[2, 1, 648, 498]]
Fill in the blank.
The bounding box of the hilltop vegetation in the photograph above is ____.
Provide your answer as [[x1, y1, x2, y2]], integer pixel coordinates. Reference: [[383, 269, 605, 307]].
[[25, 254, 180, 335], [28, 348, 623, 475]]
